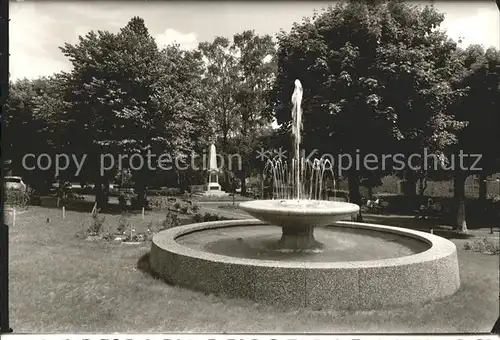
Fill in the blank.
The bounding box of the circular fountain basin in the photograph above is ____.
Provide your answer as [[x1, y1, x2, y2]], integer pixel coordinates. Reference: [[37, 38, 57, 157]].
[[150, 219, 460, 310], [177, 225, 430, 259]]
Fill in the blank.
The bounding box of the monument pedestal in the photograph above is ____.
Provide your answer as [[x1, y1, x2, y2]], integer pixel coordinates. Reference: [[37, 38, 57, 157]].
[[196, 145, 229, 197], [200, 172, 228, 197]]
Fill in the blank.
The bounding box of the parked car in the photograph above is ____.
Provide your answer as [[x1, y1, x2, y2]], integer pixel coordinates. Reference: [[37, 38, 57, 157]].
[[4, 176, 27, 191], [70, 183, 83, 189]]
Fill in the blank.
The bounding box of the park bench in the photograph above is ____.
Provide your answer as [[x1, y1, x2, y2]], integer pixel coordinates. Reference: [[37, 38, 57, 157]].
[[415, 201, 444, 219], [366, 199, 389, 214]]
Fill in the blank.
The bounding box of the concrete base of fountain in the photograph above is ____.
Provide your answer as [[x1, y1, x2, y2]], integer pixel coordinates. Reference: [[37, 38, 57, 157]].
[[275, 226, 324, 252], [150, 219, 460, 310]]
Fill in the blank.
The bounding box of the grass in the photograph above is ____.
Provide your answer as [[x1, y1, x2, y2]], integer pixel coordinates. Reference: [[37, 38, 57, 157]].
[[6, 206, 499, 332]]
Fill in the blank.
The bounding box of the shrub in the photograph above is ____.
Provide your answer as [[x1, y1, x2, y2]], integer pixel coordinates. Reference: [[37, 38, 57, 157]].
[[160, 211, 181, 230], [148, 196, 170, 211], [147, 220, 154, 230], [102, 232, 113, 242], [118, 193, 132, 208], [147, 187, 181, 196], [217, 203, 239, 210], [204, 212, 217, 221], [140, 221, 159, 241], [121, 231, 145, 243], [127, 234, 140, 242], [75, 220, 89, 239], [193, 213, 203, 223], [117, 213, 130, 235], [190, 202, 200, 213], [27, 186, 41, 206], [166, 199, 200, 215], [87, 210, 106, 236], [209, 212, 227, 221], [4, 187, 31, 210], [463, 238, 499, 255], [168, 199, 199, 215], [145, 221, 154, 238], [193, 212, 232, 222], [484, 239, 500, 254]]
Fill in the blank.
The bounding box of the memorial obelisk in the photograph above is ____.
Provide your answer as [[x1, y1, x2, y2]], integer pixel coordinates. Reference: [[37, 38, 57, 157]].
[[202, 143, 228, 196]]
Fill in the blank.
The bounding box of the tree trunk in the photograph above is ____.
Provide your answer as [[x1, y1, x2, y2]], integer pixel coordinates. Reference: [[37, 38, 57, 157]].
[[57, 179, 64, 199], [136, 184, 147, 208], [418, 176, 428, 198], [367, 184, 373, 201], [454, 170, 468, 233], [103, 179, 110, 205], [178, 171, 188, 194], [142, 186, 148, 208], [479, 172, 487, 203], [402, 170, 418, 196], [224, 170, 231, 192], [239, 169, 247, 196], [133, 172, 148, 208], [347, 169, 363, 222], [95, 176, 105, 208]]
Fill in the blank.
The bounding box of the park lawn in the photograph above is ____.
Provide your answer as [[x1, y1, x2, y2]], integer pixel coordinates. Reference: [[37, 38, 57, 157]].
[[6, 206, 499, 333]]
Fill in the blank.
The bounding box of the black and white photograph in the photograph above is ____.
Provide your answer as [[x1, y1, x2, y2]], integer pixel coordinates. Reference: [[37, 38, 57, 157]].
[[1, 0, 499, 334]]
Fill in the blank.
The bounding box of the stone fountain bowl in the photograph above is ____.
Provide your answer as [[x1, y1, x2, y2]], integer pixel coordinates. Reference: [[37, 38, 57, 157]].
[[239, 199, 360, 229]]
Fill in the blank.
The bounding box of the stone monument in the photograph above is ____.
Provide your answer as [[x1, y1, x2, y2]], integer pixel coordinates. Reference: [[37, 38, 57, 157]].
[[200, 144, 228, 197]]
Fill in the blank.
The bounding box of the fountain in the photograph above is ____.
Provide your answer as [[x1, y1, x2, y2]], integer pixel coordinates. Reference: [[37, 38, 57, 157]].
[[239, 79, 359, 251], [150, 80, 460, 310]]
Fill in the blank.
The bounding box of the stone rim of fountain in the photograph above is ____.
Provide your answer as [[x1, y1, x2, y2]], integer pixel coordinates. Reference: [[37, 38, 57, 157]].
[[150, 219, 460, 309], [152, 219, 456, 268]]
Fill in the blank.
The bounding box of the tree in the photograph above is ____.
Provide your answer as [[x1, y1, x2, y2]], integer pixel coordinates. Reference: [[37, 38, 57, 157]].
[[272, 0, 467, 220], [146, 44, 207, 194], [199, 31, 276, 194], [198, 37, 241, 191], [450, 45, 500, 231], [198, 37, 240, 153], [232, 30, 277, 195], [59, 17, 197, 207], [4, 76, 66, 193]]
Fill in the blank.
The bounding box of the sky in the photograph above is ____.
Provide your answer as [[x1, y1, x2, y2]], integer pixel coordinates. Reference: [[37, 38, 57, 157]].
[[9, 0, 500, 80]]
